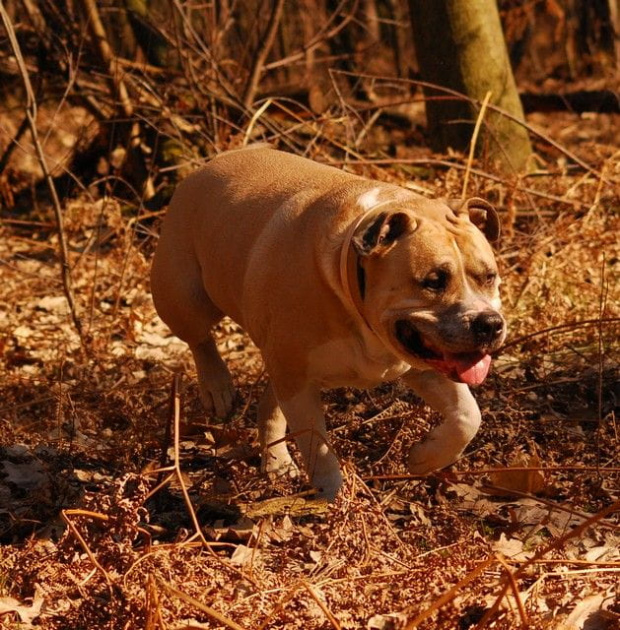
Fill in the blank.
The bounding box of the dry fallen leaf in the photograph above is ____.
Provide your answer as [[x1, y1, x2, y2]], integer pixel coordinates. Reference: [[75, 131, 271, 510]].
[[229, 544, 257, 567], [492, 533, 533, 561], [367, 612, 408, 629], [489, 451, 546, 496], [0, 587, 44, 626], [556, 593, 614, 630]]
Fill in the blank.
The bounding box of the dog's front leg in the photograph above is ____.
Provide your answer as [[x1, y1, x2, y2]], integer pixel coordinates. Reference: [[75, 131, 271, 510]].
[[402, 370, 482, 474], [273, 382, 343, 500], [257, 381, 300, 479]]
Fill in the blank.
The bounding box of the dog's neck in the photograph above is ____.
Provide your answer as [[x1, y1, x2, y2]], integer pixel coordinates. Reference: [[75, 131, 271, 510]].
[[339, 202, 393, 334]]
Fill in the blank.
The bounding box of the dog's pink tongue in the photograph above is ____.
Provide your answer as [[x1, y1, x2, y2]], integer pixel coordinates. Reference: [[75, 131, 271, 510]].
[[447, 353, 492, 385]]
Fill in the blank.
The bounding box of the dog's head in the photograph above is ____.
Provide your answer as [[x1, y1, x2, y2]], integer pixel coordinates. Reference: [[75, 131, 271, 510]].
[[351, 197, 506, 386]]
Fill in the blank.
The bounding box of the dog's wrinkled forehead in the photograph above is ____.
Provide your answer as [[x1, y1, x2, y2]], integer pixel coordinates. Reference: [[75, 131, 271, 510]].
[[411, 198, 469, 229], [412, 197, 500, 244]]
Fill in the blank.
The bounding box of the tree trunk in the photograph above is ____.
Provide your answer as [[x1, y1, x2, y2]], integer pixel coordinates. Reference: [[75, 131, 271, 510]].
[[612, 0, 620, 68], [409, 0, 532, 173]]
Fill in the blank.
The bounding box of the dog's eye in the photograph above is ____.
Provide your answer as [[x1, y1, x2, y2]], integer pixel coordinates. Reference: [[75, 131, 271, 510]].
[[482, 272, 497, 286], [422, 270, 450, 292]]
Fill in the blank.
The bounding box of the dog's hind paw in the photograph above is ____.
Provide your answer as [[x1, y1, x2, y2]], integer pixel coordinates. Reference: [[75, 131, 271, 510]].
[[198, 376, 236, 419]]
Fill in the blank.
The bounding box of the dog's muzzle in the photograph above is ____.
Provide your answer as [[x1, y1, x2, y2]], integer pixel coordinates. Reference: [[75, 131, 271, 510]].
[[470, 310, 505, 346], [394, 313, 505, 386]]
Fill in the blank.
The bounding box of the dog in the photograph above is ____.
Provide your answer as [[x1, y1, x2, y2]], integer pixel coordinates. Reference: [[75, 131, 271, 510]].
[[151, 146, 506, 499]]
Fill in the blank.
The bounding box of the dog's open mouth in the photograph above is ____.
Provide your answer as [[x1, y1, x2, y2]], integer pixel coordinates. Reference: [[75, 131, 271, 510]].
[[394, 319, 491, 386]]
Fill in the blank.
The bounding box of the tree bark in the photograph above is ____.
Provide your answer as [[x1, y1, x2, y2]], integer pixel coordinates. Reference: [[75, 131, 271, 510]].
[[613, 0, 620, 67], [409, 0, 532, 173]]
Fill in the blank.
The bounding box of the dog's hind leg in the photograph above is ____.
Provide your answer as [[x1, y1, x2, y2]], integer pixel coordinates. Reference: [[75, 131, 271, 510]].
[[151, 252, 235, 418], [402, 370, 482, 474]]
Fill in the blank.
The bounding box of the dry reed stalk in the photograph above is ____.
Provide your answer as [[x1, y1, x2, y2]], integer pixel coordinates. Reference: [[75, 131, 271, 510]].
[[496, 554, 529, 628], [463, 90, 493, 198]]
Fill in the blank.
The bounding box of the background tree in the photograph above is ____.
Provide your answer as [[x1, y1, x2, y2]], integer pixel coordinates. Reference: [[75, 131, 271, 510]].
[[2, 0, 618, 208], [409, 0, 533, 173]]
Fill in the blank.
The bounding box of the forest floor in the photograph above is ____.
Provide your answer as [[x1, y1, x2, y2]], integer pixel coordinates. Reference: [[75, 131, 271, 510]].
[[0, 103, 618, 629]]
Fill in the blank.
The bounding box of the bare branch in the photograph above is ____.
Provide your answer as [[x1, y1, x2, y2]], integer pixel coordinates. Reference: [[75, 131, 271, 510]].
[[242, 0, 286, 110], [0, 1, 85, 346], [82, 0, 133, 118], [264, 0, 360, 72]]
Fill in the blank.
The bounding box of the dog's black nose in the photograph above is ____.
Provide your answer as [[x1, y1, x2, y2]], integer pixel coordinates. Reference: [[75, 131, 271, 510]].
[[471, 311, 504, 345]]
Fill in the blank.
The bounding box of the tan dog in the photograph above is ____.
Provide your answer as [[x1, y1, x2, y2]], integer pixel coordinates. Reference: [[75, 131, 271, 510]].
[[151, 146, 506, 499]]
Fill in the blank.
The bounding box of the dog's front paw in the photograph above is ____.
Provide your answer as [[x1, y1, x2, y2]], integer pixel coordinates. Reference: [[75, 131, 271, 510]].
[[198, 376, 235, 418], [407, 440, 461, 475]]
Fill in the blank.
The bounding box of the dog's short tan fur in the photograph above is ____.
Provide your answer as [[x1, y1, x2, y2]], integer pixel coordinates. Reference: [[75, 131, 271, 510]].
[[151, 146, 506, 499]]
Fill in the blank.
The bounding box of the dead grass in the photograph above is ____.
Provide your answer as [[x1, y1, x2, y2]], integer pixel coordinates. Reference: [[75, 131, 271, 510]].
[[0, 110, 619, 629]]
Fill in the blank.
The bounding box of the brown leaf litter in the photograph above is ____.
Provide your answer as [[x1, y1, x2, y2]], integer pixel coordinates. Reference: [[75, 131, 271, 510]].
[[0, 136, 619, 629]]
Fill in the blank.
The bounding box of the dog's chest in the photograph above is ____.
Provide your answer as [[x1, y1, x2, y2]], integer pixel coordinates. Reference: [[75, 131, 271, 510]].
[[306, 336, 410, 388]]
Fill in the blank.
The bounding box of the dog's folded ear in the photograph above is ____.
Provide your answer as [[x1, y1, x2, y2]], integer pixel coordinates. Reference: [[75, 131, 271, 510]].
[[447, 197, 500, 243], [352, 211, 416, 256]]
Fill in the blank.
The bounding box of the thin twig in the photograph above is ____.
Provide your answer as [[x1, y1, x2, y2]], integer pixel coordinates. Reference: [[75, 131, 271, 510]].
[[257, 582, 304, 630], [243, 99, 273, 144], [169, 374, 213, 549], [0, 3, 84, 345], [301, 582, 343, 630], [61, 511, 112, 584], [150, 375, 261, 588], [263, 0, 359, 72], [365, 465, 620, 480], [499, 317, 619, 351], [596, 254, 609, 471], [479, 484, 619, 532]]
